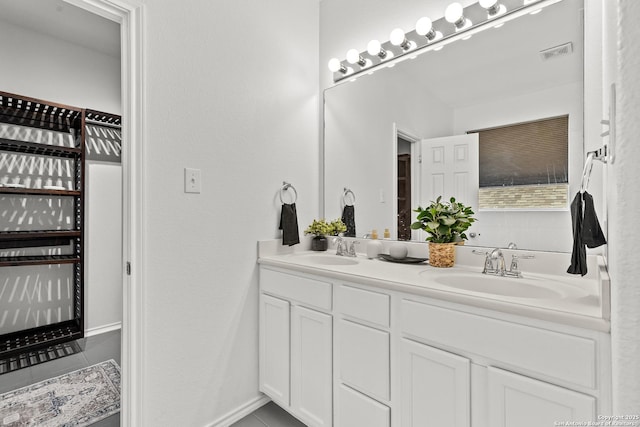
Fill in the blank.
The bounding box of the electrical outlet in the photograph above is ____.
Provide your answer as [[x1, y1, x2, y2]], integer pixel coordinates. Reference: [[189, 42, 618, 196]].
[[184, 168, 201, 193]]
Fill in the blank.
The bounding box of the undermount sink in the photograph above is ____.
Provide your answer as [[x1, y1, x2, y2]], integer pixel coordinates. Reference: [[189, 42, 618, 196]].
[[420, 271, 587, 300], [435, 275, 562, 299], [289, 254, 360, 266]]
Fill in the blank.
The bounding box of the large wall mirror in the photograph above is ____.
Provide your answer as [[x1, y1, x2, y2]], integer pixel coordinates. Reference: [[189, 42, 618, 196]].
[[324, 0, 584, 252]]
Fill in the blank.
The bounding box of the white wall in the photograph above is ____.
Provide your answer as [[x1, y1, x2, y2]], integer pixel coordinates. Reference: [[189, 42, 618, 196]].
[[0, 19, 122, 334], [140, 1, 319, 425], [85, 162, 122, 332], [0, 20, 121, 114], [608, 0, 640, 414]]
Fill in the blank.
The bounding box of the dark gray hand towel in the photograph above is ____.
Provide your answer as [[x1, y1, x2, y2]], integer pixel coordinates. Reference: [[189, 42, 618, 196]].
[[567, 191, 606, 276], [567, 192, 587, 275], [341, 204, 356, 237], [279, 203, 300, 246], [581, 192, 607, 249]]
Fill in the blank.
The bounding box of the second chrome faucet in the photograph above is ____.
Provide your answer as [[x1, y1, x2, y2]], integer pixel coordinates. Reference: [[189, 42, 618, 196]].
[[334, 236, 359, 257]]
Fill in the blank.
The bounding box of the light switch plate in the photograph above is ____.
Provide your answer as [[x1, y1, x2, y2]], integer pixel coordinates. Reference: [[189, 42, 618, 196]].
[[184, 168, 201, 193]]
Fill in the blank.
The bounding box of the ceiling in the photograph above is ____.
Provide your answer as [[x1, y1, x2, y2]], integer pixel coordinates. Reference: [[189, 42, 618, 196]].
[[0, 0, 120, 58]]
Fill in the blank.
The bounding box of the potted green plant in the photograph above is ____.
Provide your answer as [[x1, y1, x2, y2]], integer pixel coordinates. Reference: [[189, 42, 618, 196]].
[[410, 196, 476, 267], [305, 218, 347, 251]]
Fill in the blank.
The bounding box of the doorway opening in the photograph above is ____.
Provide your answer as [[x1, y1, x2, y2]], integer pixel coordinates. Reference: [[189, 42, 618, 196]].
[[395, 128, 420, 241]]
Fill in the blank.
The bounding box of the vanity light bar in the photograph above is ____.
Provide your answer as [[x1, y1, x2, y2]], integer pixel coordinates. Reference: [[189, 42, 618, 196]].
[[329, 0, 561, 83]]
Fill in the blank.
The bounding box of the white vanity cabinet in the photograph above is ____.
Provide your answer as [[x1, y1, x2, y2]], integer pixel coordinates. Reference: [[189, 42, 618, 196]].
[[258, 257, 610, 427], [259, 267, 333, 427]]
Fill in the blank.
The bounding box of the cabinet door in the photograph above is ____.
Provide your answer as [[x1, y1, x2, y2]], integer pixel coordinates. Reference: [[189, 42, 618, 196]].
[[259, 294, 290, 406], [488, 366, 595, 427], [401, 339, 470, 427], [337, 384, 390, 427], [291, 305, 333, 427], [339, 318, 390, 401]]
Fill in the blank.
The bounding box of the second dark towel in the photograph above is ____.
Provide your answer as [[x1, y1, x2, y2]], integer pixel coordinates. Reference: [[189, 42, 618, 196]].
[[567, 191, 606, 276], [342, 204, 356, 238]]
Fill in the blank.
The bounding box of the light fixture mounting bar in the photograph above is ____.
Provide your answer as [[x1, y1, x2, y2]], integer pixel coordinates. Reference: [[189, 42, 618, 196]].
[[330, 0, 560, 83]]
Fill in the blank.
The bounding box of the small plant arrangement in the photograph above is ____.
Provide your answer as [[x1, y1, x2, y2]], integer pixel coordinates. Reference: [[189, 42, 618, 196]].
[[305, 219, 347, 251], [410, 196, 476, 267], [304, 218, 347, 237]]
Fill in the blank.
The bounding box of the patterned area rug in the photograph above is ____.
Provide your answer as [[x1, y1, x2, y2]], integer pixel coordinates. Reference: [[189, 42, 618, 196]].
[[0, 359, 120, 426]]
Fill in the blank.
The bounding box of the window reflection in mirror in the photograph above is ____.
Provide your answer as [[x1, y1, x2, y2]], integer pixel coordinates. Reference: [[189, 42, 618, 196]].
[[471, 115, 569, 210]]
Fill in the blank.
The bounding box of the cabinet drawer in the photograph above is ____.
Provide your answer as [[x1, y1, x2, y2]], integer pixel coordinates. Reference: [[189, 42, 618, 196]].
[[337, 384, 390, 427], [261, 267, 332, 311], [337, 284, 390, 327], [339, 319, 390, 401], [401, 299, 597, 389]]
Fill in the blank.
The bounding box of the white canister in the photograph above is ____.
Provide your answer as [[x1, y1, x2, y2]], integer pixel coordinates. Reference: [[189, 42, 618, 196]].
[[389, 242, 408, 259], [366, 239, 383, 259]]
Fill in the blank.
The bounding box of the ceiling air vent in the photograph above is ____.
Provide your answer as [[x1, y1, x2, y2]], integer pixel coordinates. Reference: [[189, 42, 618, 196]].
[[539, 42, 573, 61]]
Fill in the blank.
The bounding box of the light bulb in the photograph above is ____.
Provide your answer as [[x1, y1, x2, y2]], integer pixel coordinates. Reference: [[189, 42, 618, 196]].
[[445, 3, 464, 24], [390, 28, 412, 51], [390, 28, 406, 46], [367, 39, 387, 59], [416, 17, 435, 39], [328, 58, 345, 73], [367, 40, 381, 55], [346, 48, 368, 67], [346, 49, 359, 64], [415, 17, 432, 35]]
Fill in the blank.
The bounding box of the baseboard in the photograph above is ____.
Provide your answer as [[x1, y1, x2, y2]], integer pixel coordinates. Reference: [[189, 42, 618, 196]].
[[85, 322, 122, 337], [207, 395, 271, 427]]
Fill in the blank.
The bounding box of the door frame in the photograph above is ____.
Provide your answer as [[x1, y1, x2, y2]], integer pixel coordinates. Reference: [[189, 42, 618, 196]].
[[393, 124, 421, 241], [63, 1, 145, 426]]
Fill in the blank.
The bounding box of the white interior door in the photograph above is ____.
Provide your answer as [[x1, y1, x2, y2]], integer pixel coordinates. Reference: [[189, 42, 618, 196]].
[[419, 134, 479, 209]]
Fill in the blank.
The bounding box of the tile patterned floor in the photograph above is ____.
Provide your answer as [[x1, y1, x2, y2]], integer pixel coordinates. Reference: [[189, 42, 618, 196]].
[[0, 329, 122, 426], [231, 402, 307, 427]]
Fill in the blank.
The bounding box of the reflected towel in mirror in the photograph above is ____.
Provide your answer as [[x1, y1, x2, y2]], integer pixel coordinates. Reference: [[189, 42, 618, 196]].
[[341, 204, 356, 237]]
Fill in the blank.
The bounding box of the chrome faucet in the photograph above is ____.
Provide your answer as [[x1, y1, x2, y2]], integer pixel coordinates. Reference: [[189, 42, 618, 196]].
[[334, 236, 359, 257], [334, 236, 348, 256], [474, 247, 535, 278], [347, 241, 360, 257], [490, 248, 506, 276]]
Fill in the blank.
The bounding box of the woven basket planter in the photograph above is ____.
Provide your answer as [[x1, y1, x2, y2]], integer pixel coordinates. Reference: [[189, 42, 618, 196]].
[[428, 242, 456, 268]]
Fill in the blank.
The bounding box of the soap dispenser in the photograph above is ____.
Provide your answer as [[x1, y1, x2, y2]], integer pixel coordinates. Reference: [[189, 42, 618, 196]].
[[366, 230, 383, 259]]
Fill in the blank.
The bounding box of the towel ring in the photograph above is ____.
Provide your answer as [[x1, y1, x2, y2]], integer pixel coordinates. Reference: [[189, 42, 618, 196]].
[[342, 188, 355, 206], [280, 181, 298, 204]]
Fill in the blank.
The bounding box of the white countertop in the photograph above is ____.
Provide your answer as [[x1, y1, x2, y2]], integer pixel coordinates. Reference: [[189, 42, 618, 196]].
[[258, 238, 610, 332]]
